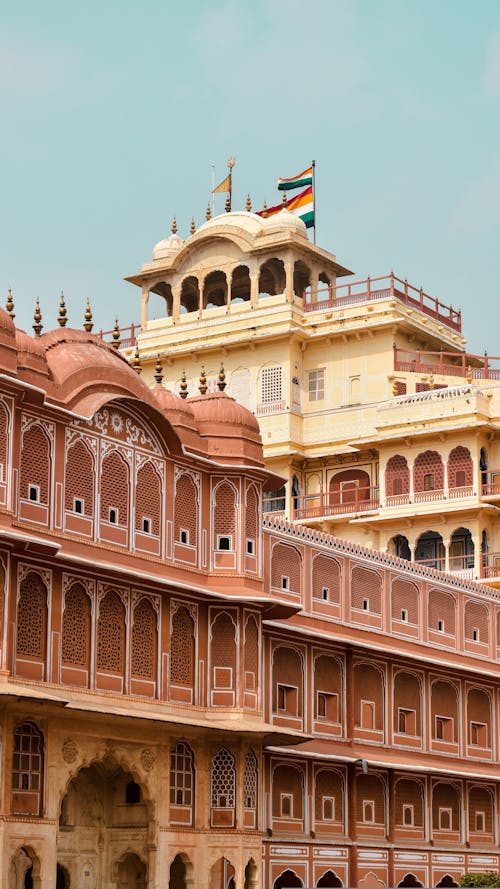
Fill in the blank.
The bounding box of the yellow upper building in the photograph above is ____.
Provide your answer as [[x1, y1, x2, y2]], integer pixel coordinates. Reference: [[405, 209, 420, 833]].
[[123, 207, 500, 587]]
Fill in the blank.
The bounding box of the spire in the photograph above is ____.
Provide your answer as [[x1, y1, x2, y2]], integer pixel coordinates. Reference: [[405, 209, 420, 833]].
[[282, 192, 288, 207], [112, 318, 121, 350], [154, 354, 163, 384], [225, 194, 231, 213], [199, 365, 207, 395], [83, 298, 93, 332], [180, 368, 188, 399], [132, 344, 142, 374], [190, 217, 196, 235], [261, 200, 268, 219], [246, 194, 252, 212], [171, 217, 177, 234], [33, 298, 43, 336], [6, 288, 15, 320], [206, 203, 211, 221], [57, 291, 68, 327], [217, 362, 226, 391]]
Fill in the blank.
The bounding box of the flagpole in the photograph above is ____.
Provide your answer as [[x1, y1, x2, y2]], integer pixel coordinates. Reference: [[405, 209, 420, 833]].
[[312, 159, 316, 244], [211, 161, 216, 215]]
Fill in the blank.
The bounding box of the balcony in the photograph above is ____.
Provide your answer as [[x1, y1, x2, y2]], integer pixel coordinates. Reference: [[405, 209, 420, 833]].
[[394, 346, 500, 381], [482, 472, 500, 498], [293, 487, 380, 521], [304, 273, 462, 333], [481, 552, 500, 580]]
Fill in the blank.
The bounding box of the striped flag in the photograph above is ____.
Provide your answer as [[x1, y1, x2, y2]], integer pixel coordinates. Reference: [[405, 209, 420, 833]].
[[277, 165, 313, 191], [256, 186, 315, 229]]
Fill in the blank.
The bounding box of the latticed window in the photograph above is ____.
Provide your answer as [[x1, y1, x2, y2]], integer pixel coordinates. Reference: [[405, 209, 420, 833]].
[[135, 462, 161, 535], [170, 742, 194, 808], [245, 485, 259, 551], [131, 598, 157, 679], [62, 583, 91, 668], [448, 446, 473, 488], [96, 592, 125, 673], [214, 482, 237, 544], [308, 368, 325, 401], [315, 769, 342, 821], [271, 543, 302, 594], [210, 747, 236, 808], [211, 612, 236, 669], [351, 566, 382, 614], [261, 366, 282, 404], [12, 721, 44, 814], [20, 424, 50, 503], [385, 455, 410, 497], [312, 555, 341, 603], [244, 749, 258, 809], [175, 474, 198, 545], [100, 450, 129, 525], [16, 571, 48, 659], [414, 450, 444, 492], [65, 440, 94, 515], [244, 615, 259, 692], [170, 606, 195, 685], [0, 402, 9, 481]]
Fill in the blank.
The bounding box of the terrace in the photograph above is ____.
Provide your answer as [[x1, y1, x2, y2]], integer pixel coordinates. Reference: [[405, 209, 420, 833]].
[[394, 346, 500, 381]]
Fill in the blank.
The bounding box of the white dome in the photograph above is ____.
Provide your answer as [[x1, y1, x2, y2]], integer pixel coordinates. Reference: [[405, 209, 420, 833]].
[[152, 233, 184, 260], [196, 210, 266, 238], [264, 208, 308, 237]]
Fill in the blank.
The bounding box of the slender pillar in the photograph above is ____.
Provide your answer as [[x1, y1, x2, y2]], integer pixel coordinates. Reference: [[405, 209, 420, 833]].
[[285, 256, 294, 303], [172, 284, 181, 323], [250, 270, 259, 308], [141, 287, 148, 329]]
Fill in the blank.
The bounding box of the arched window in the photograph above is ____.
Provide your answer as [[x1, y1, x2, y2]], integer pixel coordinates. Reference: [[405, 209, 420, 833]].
[[170, 741, 194, 824], [272, 764, 303, 819], [314, 655, 342, 723], [432, 782, 460, 832], [244, 749, 258, 811], [231, 265, 251, 303], [11, 721, 44, 816], [314, 769, 343, 826], [65, 439, 94, 517], [244, 615, 259, 703], [180, 276, 199, 314], [431, 680, 458, 742], [356, 773, 385, 827], [393, 671, 422, 737], [354, 662, 384, 731], [211, 747, 236, 809], [329, 468, 371, 505], [312, 555, 341, 604], [271, 543, 302, 594], [414, 451, 444, 494], [62, 582, 91, 673], [464, 600, 488, 643], [131, 598, 157, 681], [468, 785, 494, 835], [100, 450, 129, 527], [415, 531, 445, 570], [20, 423, 51, 505], [175, 474, 198, 547], [213, 482, 237, 552], [203, 270, 227, 309], [135, 461, 161, 536], [391, 579, 419, 626], [351, 566, 382, 614], [96, 591, 126, 675], [395, 777, 424, 827], [0, 401, 9, 484], [170, 606, 195, 688], [258, 258, 285, 297], [245, 485, 259, 559], [467, 688, 491, 748], [448, 446, 473, 490], [211, 612, 237, 696], [16, 571, 48, 663], [385, 455, 410, 499], [273, 646, 303, 718], [428, 588, 456, 635]]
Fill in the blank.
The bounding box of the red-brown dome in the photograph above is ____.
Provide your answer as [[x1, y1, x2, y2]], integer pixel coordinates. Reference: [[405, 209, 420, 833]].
[[188, 390, 263, 466]]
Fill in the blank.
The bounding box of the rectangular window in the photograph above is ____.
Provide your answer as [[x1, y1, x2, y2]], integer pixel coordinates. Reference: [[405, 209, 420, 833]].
[[261, 366, 283, 404], [109, 507, 118, 524], [322, 796, 335, 821], [362, 598, 369, 611], [439, 807, 452, 830], [73, 497, 84, 514], [281, 575, 289, 590], [472, 627, 479, 641], [398, 708, 416, 735], [470, 722, 487, 747], [322, 586, 329, 601], [277, 684, 297, 715], [437, 618, 445, 632], [28, 484, 39, 502], [435, 715, 453, 742], [403, 803, 414, 826], [142, 517, 151, 533], [360, 700, 375, 730], [280, 793, 293, 817], [308, 368, 325, 402], [349, 375, 361, 404], [423, 473, 435, 491], [401, 608, 408, 622], [180, 528, 189, 545], [363, 800, 375, 823], [246, 538, 254, 555], [217, 535, 231, 551], [316, 691, 338, 723], [475, 810, 485, 832]]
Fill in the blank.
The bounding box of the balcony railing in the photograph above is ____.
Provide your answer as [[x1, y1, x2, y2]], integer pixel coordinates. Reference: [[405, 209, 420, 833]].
[[256, 400, 286, 416], [387, 486, 474, 506], [294, 487, 379, 520], [304, 273, 462, 333], [482, 553, 500, 579], [98, 323, 139, 348], [394, 347, 500, 381], [482, 473, 500, 497]]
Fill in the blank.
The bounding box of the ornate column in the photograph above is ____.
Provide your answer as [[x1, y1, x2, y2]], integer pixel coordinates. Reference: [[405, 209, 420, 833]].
[[172, 284, 181, 323], [250, 269, 259, 308], [141, 287, 149, 329], [285, 255, 294, 303]]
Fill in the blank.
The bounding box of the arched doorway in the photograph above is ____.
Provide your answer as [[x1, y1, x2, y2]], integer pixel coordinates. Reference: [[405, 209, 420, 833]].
[[317, 871, 343, 887], [56, 864, 70, 889], [169, 853, 194, 889], [115, 853, 147, 889], [398, 876, 423, 888], [389, 534, 411, 560], [415, 530, 445, 569], [436, 877, 458, 888], [9, 847, 39, 889], [273, 870, 303, 889], [329, 469, 371, 507]]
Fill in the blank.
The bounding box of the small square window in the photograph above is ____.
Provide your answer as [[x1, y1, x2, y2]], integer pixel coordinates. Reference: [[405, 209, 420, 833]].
[[246, 538, 254, 555], [437, 618, 444, 632], [363, 800, 375, 823], [401, 608, 408, 622], [180, 528, 189, 545], [475, 810, 485, 832], [109, 507, 118, 524], [142, 517, 151, 533], [281, 575, 289, 590], [439, 807, 452, 831], [280, 793, 293, 817], [308, 368, 325, 402], [322, 586, 329, 601], [217, 535, 231, 551], [423, 473, 435, 491], [322, 796, 335, 821], [73, 497, 84, 515], [472, 627, 479, 642], [403, 803, 414, 826], [362, 598, 369, 611], [28, 485, 39, 502]]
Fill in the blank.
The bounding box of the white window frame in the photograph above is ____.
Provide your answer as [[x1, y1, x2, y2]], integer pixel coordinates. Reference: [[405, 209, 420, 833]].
[[73, 497, 84, 514], [475, 810, 485, 832], [308, 368, 325, 402], [217, 534, 232, 551], [246, 538, 255, 555], [438, 806, 453, 831], [28, 484, 40, 503], [322, 795, 335, 821], [363, 799, 375, 823], [180, 528, 189, 545], [108, 506, 118, 524], [280, 792, 293, 818], [281, 575, 289, 590], [402, 803, 414, 826], [141, 516, 152, 534]]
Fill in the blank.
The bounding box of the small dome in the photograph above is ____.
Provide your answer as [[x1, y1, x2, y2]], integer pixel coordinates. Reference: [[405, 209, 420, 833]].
[[264, 208, 308, 237], [188, 390, 263, 466], [0, 307, 15, 337], [152, 233, 184, 261], [195, 211, 266, 238]]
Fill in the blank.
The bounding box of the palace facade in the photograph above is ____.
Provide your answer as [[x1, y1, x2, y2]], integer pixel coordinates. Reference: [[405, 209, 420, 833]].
[[1, 299, 500, 888], [124, 208, 500, 589]]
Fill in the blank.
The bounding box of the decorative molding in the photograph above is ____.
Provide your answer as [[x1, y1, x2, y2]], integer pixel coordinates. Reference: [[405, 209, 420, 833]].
[[73, 408, 161, 454], [65, 427, 98, 458], [18, 562, 52, 589], [62, 737, 78, 764], [131, 590, 161, 615], [174, 465, 201, 493], [62, 572, 96, 604], [171, 597, 197, 627], [21, 414, 55, 446], [140, 747, 156, 772]]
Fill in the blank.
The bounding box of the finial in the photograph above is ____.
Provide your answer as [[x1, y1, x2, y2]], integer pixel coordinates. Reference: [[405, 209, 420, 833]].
[[171, 217, 177, 234], [225, 194, 231, 213], [112, 318, 121, 350], [180, 368, 188, 399], [57, 290, 68, 327], [467, 364, 473, 385], [261, 200, 268, 219], [206, 203, 212, 221], [33, 298, 43, 336], [154, 354, 163, 384], [6, 288, 15, 319], [217, 362, 226, 391], [282, 192, 288, 208], [132, 344, 142, 374], [83, 297, 93, 332], [428, 371, 435, 390], [199, 365, 207, 395], [246, 194, 251, 212], [190, 217, 196, 235], [392, 379, 398, 397]]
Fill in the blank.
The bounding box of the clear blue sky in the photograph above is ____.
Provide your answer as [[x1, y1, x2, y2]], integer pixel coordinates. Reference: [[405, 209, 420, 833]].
[[1, 0, 499, 354]]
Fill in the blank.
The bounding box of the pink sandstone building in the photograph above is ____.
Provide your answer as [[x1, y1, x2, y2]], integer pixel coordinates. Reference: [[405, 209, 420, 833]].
[[0, 301, 499, 889]]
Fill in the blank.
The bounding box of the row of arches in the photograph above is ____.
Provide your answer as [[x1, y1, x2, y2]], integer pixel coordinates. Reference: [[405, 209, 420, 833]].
[[272, 871, 458, 889], [386, 447, 474, 500]]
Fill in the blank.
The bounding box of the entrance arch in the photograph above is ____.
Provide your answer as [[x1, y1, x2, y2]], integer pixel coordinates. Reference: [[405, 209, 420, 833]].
[[9, 847, 40, 889], [317, 871, 343, 887], [169, 853, 194, 889], [273, 870, 303, 889], [114, 852, 147, 889], [398, 876, 423, 888], [56, 864, 70, 889]]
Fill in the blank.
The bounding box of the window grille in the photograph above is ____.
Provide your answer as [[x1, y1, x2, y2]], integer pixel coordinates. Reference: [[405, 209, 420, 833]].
[[96, 592, 125, 673], [17, 571, 47, 659], [62, 583, 91, 668], [244, 749, 258, 809], [170, 606, 195, 686], [131, 598, 157, 680], [65, 440, 94, 515], [12, 721, 44, 814], [261, 366, 282, 404], [170, 742, 194, 807], [308, 368, 325, 401], [210, 747, 236, 808], [175, 474, 198, 546], [135, 462, 161, 535]]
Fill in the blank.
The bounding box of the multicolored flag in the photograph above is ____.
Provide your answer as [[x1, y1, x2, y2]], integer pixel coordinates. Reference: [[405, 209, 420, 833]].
[[256, 185, 315, 229], [277, 165, 313, 191]]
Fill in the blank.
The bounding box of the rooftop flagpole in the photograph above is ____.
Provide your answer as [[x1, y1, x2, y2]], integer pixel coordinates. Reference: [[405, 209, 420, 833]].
[[211, 161, 216, 215], [312, 159, 317, 244]]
